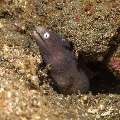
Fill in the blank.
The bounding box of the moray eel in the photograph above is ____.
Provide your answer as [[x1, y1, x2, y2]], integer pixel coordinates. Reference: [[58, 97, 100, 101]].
[[32, 26, 89, 94]]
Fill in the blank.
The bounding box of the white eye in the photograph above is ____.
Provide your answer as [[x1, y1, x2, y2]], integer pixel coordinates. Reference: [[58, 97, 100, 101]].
[[43, 32, 50, 39]]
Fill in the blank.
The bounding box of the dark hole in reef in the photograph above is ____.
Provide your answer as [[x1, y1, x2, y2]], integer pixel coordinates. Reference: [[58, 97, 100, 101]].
[[87, 60, 120, 94], [78, 52, 120, 94], [78, 26, 120, 95]]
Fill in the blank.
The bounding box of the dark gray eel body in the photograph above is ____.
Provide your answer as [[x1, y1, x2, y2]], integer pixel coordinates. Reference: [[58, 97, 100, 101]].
[[32, 26, 89, 94]]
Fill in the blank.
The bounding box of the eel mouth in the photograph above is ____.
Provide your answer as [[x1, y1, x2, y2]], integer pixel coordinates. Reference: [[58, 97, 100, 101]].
[[33, 26, 50, 44], [32, 26, 44, 42], [32, 26, 47, 46]]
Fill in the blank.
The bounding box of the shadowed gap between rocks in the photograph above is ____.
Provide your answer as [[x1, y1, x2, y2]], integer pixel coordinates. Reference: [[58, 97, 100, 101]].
[[78, 26, 120, 95]]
